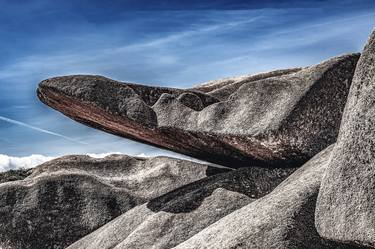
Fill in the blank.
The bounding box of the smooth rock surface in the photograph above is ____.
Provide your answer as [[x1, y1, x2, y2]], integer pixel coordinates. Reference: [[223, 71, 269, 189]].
[[37, 54, 359, 168], [67, 166, 295, 249], [316, 29, 375, 247], [172, 145, 361, 249], [0, 154, 223, 249]]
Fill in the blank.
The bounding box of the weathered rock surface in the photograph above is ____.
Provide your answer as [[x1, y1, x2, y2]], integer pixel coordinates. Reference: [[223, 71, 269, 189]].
[[316, 30, 375, 247], [67, 166, 295, 249], [37, 54, 359, 168], [191, 68, 302, 100], [171, 145, 363, 249], [0, 168, 32, 184], [0, 154, 224, 249]]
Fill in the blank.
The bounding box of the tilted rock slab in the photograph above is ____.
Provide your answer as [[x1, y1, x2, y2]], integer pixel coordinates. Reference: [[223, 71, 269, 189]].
[[0, 154, 224, 249], [67, 166, 295, 249], [316, 30, 375, 247], [172, 145, 364, 249], [37, 54, 359, 168]]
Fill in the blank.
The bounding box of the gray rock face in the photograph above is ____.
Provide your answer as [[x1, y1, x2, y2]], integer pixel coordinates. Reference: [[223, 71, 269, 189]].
[[316, 30, 375, 247], [172, 145, 358, 249], [191, 68, 302, 100], [37, 54, 359, 168], [0, 154, 222, 249], [0, 168, 32, 184], [67, 166, 295, 249]]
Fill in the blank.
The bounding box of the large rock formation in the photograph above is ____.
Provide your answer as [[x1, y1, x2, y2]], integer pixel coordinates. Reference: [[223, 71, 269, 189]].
[[7, 27, 375, 249], [37, 54, 359, 168], [315, 30, 375, 247], [171, 145, 359, 249], [67, 166, 295, 249], [0, 154, 225, 249]]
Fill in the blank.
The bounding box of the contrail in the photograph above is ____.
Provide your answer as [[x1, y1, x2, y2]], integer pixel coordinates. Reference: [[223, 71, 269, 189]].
[[0, 115, 87, 145]]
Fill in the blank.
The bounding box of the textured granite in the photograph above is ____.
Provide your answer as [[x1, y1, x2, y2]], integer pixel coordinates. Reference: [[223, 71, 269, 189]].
[[173, 146, 364, 249], [0, 154, 223, 249], [67, 166, 295, 249], [37, 54, 359, 168], [0, 168, 32, 184], [316, 29, 375, 248]]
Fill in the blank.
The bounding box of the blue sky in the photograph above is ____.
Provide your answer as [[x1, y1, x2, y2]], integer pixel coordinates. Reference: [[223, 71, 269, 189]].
[[0, 0, 374, 160]]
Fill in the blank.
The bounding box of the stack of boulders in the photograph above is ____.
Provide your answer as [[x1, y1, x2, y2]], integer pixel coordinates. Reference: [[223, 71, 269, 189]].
[[1, 29, 375, 249]]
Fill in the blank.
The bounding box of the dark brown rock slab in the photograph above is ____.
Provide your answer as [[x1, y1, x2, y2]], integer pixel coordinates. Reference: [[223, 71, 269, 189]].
[[67, 166, 295, 249], [173, 145, 366, 249], [316, 29, 375, 247], [0, 154, 222, 249], [37, 54, 359, 168]]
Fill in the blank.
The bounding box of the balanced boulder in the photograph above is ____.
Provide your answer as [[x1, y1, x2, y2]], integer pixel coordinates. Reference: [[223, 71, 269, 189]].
[[316, 29, 375, 247], [0, 154, 222, 249], [37, 54, 359, 168]]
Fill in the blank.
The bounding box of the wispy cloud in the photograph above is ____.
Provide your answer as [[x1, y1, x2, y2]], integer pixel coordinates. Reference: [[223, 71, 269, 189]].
[[0, 116, 87, 145], [1, 8, 373, 86], [0, 152, 119, 172], [0, 150, 215, 172], [0, 154, 55, 172], [0, 13, 261, 83], [119, 16, 261, 51]]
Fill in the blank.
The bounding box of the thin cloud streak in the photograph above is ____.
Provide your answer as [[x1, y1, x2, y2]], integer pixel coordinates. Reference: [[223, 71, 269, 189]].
[[119, 16, 261, 51], [0, 14, 262, 82], [0, 116, 87, 145]]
